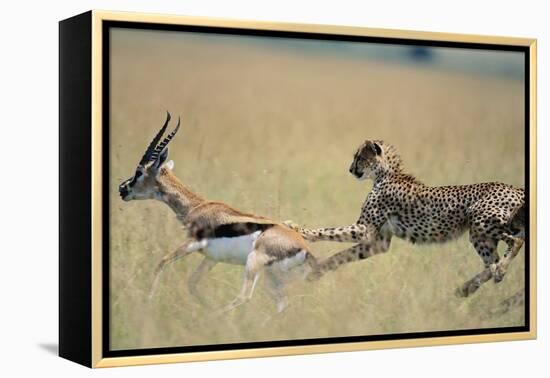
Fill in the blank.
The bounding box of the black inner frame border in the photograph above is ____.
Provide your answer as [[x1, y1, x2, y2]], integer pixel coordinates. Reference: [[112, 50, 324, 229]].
[[102, 20, 531, 358]]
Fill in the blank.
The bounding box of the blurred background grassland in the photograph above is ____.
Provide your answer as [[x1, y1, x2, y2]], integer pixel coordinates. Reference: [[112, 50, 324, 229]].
[[109, 28, 525, 350]]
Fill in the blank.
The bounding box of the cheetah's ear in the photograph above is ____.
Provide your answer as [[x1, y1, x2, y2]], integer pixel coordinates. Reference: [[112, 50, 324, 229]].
[[372, 142, 382, 156]]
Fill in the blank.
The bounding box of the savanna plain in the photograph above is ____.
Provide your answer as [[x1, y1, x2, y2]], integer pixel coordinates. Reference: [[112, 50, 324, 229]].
[[109, 29, 525, 350]]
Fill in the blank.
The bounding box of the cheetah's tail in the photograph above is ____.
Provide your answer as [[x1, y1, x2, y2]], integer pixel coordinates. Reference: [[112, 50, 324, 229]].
[[509, 202, 525, 237], [484, 290, 525, 319]]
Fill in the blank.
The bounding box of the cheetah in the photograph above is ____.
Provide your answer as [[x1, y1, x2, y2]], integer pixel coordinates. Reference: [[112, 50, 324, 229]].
[[286, 140, 525, 297]]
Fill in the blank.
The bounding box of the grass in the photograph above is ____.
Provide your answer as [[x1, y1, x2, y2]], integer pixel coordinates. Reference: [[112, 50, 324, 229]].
[[108, 29, 525, 350]]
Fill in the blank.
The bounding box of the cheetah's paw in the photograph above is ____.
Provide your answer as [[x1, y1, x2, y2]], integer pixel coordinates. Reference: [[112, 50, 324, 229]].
[[283, 220, 300, 231], [306, 270, 323, 282], [490, 263, 506, 283]]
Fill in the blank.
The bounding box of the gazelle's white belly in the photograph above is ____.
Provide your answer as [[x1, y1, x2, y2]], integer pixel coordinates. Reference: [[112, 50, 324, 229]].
[[201, 231, 261, 265]]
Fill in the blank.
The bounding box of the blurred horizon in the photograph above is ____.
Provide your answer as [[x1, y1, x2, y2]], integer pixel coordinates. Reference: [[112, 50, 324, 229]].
[[113, 27, 525, 80]]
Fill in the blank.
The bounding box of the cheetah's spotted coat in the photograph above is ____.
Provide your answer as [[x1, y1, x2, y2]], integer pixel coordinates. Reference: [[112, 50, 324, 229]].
[[287, 140, 525, 297]]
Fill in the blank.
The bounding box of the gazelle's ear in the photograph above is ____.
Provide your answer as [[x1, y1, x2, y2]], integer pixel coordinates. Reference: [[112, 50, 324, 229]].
[[164, 160, 174, 170]]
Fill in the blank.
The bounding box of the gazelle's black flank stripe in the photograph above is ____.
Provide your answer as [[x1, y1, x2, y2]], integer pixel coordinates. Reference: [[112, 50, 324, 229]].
[[192, 222, 275, 239]]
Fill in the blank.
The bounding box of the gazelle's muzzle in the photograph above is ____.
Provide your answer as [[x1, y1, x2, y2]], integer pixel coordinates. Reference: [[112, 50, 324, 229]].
[[119, 182, 130, 200]]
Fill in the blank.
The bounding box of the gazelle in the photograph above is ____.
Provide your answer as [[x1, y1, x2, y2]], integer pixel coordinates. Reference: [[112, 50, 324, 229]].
[[118, 112, 318, 313]]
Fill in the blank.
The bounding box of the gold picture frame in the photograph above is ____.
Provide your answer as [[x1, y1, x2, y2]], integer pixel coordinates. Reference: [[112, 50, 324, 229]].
[[59, 10, 537, 368]]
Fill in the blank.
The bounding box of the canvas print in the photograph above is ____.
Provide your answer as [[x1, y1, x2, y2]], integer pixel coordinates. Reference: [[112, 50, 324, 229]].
[[109, 26, 526, 352]]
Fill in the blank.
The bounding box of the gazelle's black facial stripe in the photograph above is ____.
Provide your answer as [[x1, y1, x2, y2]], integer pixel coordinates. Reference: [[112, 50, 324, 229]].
[[119, 178, 131, 188], [128, 169, 142, 186], [121, 169, 143, 188]]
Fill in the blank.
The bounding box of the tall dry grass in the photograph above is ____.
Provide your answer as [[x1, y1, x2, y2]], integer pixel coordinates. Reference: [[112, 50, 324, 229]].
[[108, 29, 525, 350]]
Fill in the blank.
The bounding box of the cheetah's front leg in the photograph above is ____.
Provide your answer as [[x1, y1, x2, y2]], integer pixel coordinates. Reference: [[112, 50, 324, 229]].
[[284, 221, 371, 243], [307, 237, 391, 281]]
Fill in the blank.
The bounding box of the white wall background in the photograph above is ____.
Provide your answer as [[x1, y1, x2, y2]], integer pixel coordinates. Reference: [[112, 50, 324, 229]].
[[0, 0, 547, 376]]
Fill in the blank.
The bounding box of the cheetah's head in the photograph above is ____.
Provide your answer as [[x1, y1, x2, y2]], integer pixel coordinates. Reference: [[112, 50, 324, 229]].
[[349, 140, 385, 180]]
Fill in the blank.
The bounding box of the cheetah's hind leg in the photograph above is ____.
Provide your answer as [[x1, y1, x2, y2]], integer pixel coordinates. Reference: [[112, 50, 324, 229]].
[[456, 236, 499, 298], [455, 268, 493, 298], [490, 233, 524, 283], [485, 289, 525, 318]]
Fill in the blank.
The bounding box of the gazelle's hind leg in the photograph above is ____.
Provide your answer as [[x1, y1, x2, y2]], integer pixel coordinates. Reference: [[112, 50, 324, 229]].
[[491, 233, 524, 283], [258, 270, 290, 326], [219, 250, 263, 313], [264, 269, 289, 314], [456, 235, 498, 298], [149, 239, 207, 299]]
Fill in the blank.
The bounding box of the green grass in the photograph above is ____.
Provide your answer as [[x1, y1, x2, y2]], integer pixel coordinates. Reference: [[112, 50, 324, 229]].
[[108, 29, 525, 350]]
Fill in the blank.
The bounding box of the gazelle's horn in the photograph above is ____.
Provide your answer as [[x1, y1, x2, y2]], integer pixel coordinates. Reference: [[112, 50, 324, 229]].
[[139, 111, 171, 165], [150, 116, 181, 161]]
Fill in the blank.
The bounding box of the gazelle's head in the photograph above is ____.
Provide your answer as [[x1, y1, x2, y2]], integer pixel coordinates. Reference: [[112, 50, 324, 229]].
[[119, 112, 180, 201]]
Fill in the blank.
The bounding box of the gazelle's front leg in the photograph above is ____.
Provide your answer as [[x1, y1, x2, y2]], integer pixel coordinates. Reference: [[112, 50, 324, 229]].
[[149, 239, 207, 299], [285, 221, 371, 243], [187, 257, 217, 306], [308, 236, 391, 281]]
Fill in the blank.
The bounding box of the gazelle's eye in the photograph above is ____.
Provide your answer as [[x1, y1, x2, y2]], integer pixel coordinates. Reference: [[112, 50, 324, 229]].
[[135, 170, 143, 179]]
